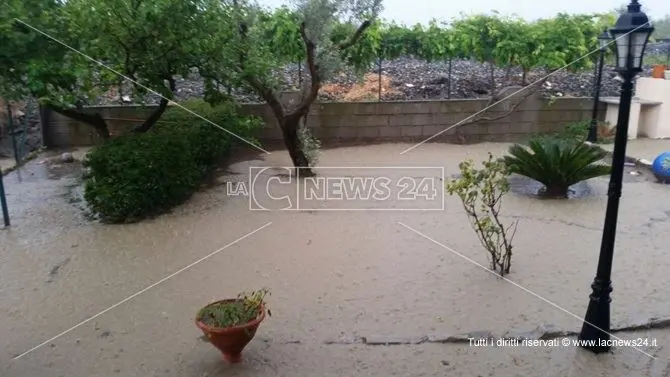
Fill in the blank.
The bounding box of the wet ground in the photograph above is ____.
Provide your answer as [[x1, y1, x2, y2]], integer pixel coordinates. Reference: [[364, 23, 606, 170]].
[[1, 143, 670, 376], [600, 138, 670, 164]]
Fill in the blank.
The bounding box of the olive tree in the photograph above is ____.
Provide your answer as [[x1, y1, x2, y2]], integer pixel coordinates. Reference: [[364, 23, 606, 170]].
[[199, 0, 383, 175]]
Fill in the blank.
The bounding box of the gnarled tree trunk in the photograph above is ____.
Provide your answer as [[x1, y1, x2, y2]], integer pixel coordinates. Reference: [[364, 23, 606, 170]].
[[233, 6, 370, 175], [132, 97, 169, 133], [132, 77, 176, 133], [281, 114, 311, 172], [47, 105, 110, 140]]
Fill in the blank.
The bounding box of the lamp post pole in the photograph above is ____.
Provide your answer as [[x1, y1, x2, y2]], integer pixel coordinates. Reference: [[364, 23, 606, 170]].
[[579, 67, 634, 352], [588, 32, 610, 143], [578, 0, 653, 354]]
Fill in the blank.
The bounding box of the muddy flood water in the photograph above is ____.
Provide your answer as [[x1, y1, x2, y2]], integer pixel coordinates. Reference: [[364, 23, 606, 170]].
[[1, 143, 670, 377]]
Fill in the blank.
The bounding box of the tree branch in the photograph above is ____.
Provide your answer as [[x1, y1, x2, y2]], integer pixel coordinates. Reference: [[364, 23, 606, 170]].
[[107, 6, 134, 36], [338, 20, 372, 50], [131, 0, 143, 15], [289, 20, 373, 117], [455, 78, 547, 129], [243, 72, 284, 117], [111, 34, 130, 52], [132, 75, 175, 133], [47, 105, 110, 139], [233, 10, 285, 121], [291, 21, 320, 116]]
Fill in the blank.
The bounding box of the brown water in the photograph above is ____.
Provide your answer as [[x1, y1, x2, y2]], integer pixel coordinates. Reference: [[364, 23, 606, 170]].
[[1, 143, 669, 377]]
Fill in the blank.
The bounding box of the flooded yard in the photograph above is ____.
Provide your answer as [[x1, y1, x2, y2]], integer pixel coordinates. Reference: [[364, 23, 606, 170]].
[[1, 143, 669, 377]]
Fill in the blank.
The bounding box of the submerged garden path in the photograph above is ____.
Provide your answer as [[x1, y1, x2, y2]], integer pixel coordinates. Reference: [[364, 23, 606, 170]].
[[1, 143, 669, 376]]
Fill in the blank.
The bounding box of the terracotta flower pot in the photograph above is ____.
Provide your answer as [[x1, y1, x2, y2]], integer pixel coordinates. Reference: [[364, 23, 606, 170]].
[[195, 299, 266, 363], [652, 64, 666, 79]]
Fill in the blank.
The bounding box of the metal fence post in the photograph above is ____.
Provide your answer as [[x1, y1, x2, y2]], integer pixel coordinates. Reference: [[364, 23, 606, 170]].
[[6, 103, 21, 166], [0, 170, 9, 227]]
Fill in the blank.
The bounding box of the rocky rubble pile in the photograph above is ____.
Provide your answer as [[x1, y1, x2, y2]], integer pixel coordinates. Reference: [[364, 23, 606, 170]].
[[0, 98, 42, 158], [95, 47, 670, 106]]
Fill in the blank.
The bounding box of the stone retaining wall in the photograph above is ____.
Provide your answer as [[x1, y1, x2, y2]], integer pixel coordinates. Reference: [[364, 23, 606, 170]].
[[41, 95, 604, 148]]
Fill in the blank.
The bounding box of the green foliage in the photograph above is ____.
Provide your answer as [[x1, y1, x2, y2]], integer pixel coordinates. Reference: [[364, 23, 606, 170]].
[[82, 131, 200, 223], [2, 0, 222, 135], [446, 153, 517, 276], [531, 120, 591, 143], [494, 18, 546, 82], [531, 119, 616, 146], [556, 120, 590, 141], [451, 12, 506, 65], [379, 22, 408, 61], [652, 15, 670, 40], [82, 100, 262, 223], [198, 0, 383, 171], [336, 19, 383, 74], [64, 0, 207, 102], [393, 23, 422, 59], [535, 13, 616, 71], [156, 99, 263, 165], [199, 0, 383, 93], [258, 6, 305, 65], [3, 1, 625, 112], [414, 21, 443, 62], [297, 126, 322, 167], [503, 138, 611, 198], [197, 4, 619, 98], [645, 54, 670, 66], [197, 288, 271, 328], [0, 0, 105, 105], [554, 120, 618, 144]]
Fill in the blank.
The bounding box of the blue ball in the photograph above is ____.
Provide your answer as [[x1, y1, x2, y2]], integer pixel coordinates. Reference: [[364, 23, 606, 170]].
[[652, 152, 670, 183]]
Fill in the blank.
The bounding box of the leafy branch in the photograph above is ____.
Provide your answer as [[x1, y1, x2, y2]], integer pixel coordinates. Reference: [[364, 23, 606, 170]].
[[446, 154, 518, 276]]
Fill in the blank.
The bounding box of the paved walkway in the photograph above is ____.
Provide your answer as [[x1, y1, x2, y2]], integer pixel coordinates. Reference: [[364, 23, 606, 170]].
[[599, 138, 670, 165], [1, 147, 91, 175]]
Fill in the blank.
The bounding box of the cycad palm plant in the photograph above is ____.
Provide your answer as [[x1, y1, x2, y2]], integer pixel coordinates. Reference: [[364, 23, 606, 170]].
[[502, 138, 611, 198]]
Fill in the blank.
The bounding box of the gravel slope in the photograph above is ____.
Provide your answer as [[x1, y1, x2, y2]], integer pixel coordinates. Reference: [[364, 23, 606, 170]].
[[97, 44, 670, 105]]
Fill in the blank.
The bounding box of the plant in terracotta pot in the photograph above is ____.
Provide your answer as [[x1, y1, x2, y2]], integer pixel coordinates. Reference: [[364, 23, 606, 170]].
[[195, 288, 271, 363]]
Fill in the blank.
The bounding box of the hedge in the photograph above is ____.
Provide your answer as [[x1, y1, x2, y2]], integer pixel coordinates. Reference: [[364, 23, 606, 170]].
[[82, 100, 263, 223]]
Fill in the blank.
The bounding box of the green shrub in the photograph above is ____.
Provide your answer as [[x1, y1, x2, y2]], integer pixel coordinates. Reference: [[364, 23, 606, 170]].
[[531, 120, 615, 144], [83, 100, 263, 223], [530, 120, 589, 143], [83, 132, 202, 223], [156, 99, 261, 165], [446, 154, 517, 276], [502, 138, 611, 198], [555, 120, 590, 141]]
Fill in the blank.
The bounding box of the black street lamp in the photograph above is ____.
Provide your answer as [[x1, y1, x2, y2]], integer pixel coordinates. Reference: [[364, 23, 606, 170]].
[[587, 30, 612, 143], [578, 0, 653, 354]]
